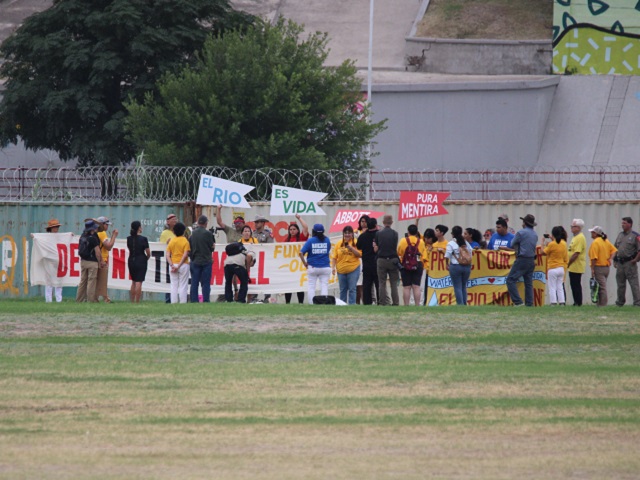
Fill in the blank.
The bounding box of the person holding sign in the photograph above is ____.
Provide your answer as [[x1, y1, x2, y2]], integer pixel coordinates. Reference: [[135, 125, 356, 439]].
[[331, 226, 362, 305], [299, 224, 332, 304], [285, 214, 310, 304]]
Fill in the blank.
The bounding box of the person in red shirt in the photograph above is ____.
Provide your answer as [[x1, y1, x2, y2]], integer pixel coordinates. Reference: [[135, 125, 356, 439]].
[[284, 214, 309, 304]]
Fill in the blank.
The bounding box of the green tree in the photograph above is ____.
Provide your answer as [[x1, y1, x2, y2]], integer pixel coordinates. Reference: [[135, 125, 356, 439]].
[[0, 0, 252, 166], [126, 19, 386, 171]]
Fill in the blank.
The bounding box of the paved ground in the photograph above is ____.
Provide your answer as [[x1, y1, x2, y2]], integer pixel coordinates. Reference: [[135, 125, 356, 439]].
[[0, 0, 422, 69]]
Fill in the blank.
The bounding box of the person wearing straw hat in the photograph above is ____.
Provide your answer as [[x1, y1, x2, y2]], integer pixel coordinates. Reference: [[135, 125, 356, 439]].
[[43, 219, 63, 302], [588, 225, 617, 307]]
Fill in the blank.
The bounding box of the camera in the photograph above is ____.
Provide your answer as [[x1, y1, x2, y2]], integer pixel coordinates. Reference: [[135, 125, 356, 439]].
[[543, 233, 550, 239]]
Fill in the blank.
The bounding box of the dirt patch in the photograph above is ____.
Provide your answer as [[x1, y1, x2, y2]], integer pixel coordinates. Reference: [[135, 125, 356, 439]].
[[416, 0, 554, 40]]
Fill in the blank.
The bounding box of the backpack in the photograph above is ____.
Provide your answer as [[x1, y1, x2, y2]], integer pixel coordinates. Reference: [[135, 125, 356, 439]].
[[313, 295, 336, 305], [402, 236, 421, 271], [78, 234, 92, 260], [225, 242, 246, 257], [456, 245, 472, 266]]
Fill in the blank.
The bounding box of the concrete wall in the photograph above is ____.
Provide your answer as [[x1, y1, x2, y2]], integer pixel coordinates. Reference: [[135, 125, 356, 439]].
[[367, 73, 559, 170], [406, 37, 553, 75]]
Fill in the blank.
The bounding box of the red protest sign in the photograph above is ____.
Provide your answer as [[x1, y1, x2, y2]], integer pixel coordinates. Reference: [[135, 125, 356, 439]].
[[330, 209, 386, 233], [398, 191, 449, 221]]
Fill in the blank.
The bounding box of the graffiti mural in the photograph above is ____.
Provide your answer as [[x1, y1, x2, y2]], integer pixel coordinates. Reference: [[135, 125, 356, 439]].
[[553, 0, 640, 74]]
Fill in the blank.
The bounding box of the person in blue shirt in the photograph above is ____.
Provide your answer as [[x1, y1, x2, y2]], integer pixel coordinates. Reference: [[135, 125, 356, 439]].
[[488, 218, 515, 251], [299, 224, 332, 304]]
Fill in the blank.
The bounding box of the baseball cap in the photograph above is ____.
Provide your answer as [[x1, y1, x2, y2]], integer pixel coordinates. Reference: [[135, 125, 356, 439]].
[[313, 223, 325, 233], [588, 226, 604, 235], [96, 216, 112, 225]]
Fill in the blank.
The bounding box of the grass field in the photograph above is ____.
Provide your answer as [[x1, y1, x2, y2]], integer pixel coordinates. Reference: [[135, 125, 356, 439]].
[[1, 301, 639, 479]]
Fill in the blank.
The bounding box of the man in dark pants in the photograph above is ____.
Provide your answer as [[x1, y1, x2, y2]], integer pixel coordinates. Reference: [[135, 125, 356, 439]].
[[613, 217, 640, 306], [567, 218, 587, 306], [506, 214, 539, 307], [356, 217, 380, 305], [189, 215, 215, 303], [374, 214, 400, 306]]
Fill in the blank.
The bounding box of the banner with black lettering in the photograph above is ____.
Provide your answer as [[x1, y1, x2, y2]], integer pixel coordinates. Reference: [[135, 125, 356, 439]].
[[30, 234, 336, 294]]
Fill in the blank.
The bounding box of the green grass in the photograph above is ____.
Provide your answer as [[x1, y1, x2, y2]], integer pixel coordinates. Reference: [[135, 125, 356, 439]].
[[1, 301, 639, 478]]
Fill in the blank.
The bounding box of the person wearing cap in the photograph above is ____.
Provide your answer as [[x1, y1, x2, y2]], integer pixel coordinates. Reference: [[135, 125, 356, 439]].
[[252, 215, 274, 244], [96, 216, 118, 303], [588, 226, 617, 307], [76, 220, 103, 303], [43, 219, 63, 302], [216, 206, 244, 243], [284, 214, 310, 304], [166, 222, 191, 303], [189, 215, 215, 303], [299, 224, 332, 304], [567, 218, 587, 306], [506, 214, 539, 307], [374, 214, 400, 306], [613, 217, 640, 307]]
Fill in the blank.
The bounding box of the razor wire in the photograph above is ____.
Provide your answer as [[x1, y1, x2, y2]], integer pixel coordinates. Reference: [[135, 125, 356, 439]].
[[1, 165, 639, 203]]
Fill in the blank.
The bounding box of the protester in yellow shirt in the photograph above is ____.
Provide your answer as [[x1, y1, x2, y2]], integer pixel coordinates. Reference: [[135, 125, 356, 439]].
[[330, 226, 362, 305], [541, 226, 569, 305], [96, 216, 118, 303], [397, 224, 428, 305], [567, 219, 587, 306], [166, 222, 190, 304], [588, 226, 617, 306]]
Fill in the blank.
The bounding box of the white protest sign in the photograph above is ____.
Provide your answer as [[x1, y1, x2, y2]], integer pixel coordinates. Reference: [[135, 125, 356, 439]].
[[269, 185, 327, 216], [196, 175, 254, 208]]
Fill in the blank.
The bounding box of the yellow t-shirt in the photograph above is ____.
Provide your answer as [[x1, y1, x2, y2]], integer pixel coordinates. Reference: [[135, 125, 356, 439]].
[[167, 236, 190, 265], [588, 237, 617, 267], [330, 239, 361, 274], [567, 233, 586, 274], [97, 231, 109, 261], [397, 235, 428, 269], [544, 240, 568, 270], [159, 229, 175, 244], [432, 239, 448, 252], [241, 237, 258, 245]]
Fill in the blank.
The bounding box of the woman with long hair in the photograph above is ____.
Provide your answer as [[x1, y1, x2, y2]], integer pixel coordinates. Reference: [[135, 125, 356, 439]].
[[284, 214, 309, 304], [541, 225, 569, 305], [127, 220, 150, 303], [445, 225, 473, 305], [354, 215, 370, 304], [331, 225, 362, 305]]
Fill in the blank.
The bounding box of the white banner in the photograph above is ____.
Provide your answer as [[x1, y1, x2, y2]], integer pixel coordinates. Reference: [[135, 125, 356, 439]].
[[269, 184, 327, 216], [195, 175, 254, 208], [30, 234, 337, 295]]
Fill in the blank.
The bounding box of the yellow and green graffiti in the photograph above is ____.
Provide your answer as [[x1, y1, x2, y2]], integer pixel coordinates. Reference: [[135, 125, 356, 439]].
[[553, 0, 640, 74]]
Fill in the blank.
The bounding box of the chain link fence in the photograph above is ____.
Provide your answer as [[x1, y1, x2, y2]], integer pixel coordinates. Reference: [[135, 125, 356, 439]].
[[1, 165, 639, 202]]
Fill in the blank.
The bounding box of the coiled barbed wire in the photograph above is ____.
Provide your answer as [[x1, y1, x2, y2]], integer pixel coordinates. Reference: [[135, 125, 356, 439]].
[[1, 165, 639, 202]]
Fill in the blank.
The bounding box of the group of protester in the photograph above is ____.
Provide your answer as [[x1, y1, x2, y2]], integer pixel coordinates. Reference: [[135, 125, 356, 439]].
[[45, 209, 640, 308]]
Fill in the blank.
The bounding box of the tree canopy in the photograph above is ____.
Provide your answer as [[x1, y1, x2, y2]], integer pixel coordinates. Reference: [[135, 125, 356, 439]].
[[0, 0, 253, 166], [126, 19, 386, 171]]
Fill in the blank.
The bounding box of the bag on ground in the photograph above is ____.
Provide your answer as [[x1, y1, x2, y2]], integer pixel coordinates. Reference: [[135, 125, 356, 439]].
[[313, 295, 336, 305]]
